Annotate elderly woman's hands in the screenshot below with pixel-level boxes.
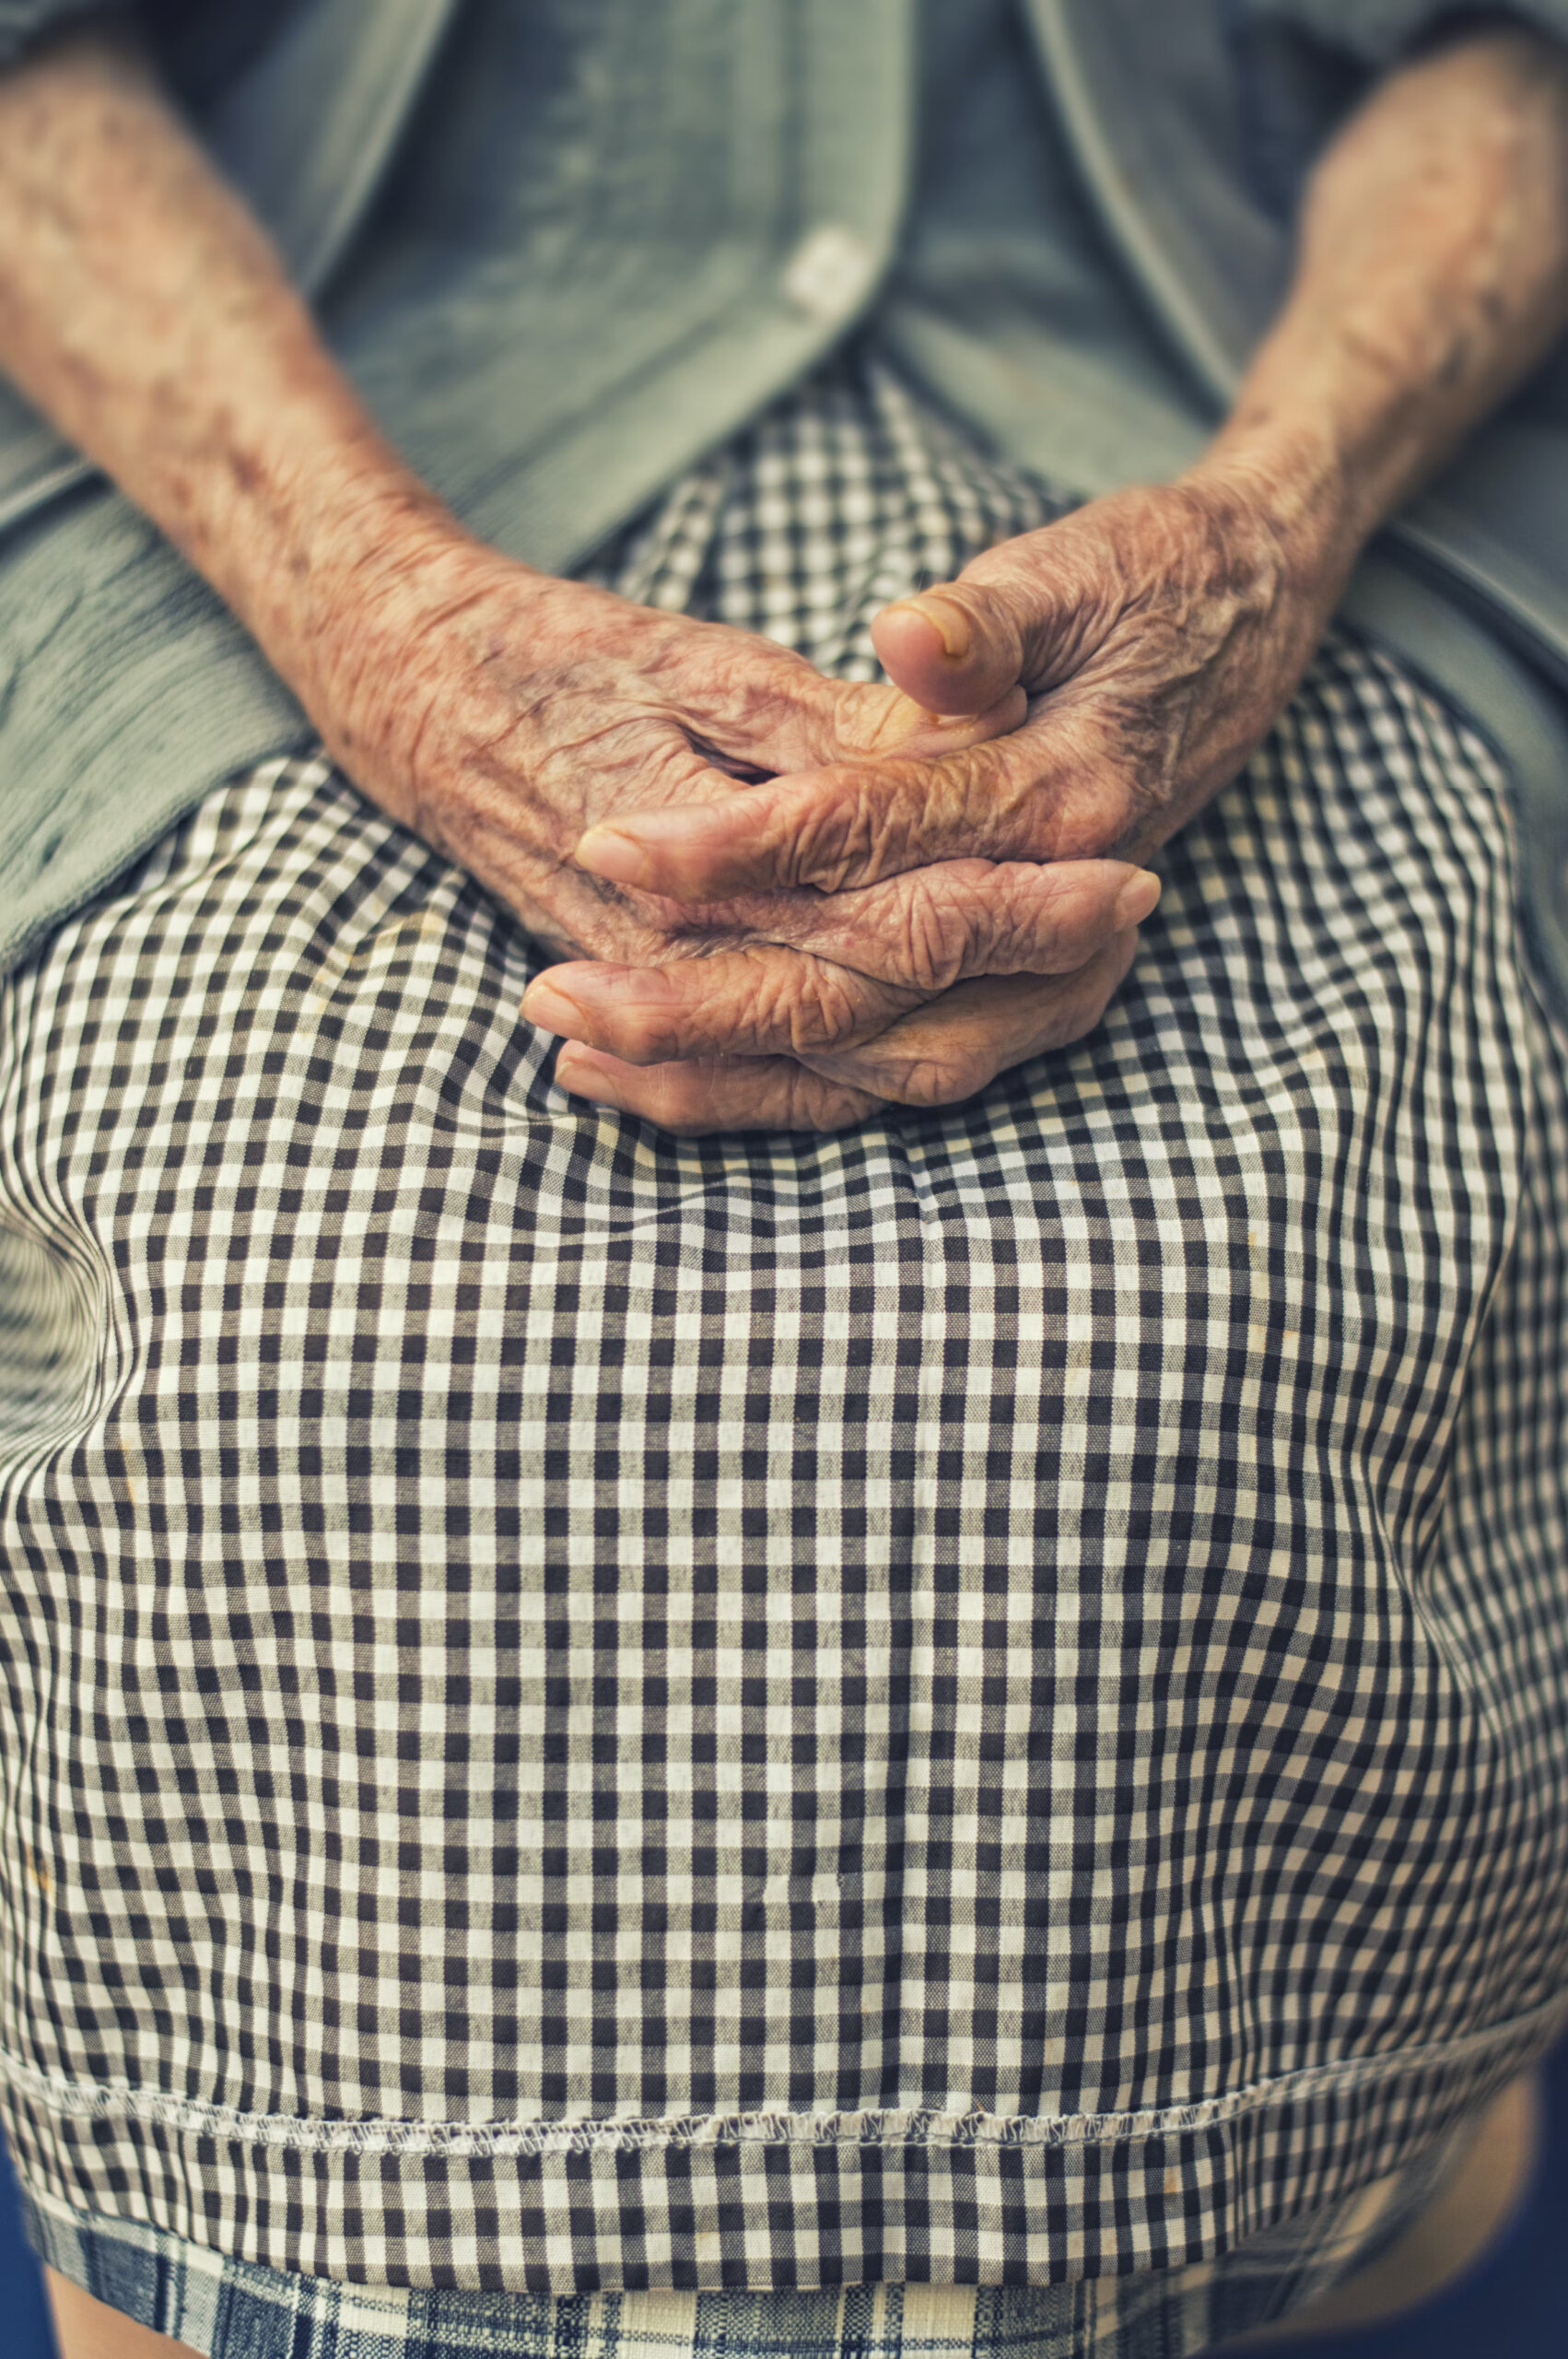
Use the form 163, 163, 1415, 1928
535, 14, 1568, 1138
312, 527, 1158, 1130
9, 23, 1568, 1140
534, 459, 1342, 1126
568, 469, 1314, 902
0, 24, 1148, 1141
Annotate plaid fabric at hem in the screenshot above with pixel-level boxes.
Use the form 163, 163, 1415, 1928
16, 2118, 1474, 2359
3, 347, 1568, 2305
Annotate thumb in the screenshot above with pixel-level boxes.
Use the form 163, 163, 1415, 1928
872, 530, 1093, 714
689, 637, 1025, 778
871, 578, 1032, 716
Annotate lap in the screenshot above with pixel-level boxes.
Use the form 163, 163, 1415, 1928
2, 351, 1566, 2316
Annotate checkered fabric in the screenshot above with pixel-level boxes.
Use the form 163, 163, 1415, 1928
12, 2120, 1473, 2358
1, 350, 1567, 2331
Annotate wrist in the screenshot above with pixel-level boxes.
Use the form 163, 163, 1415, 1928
272, 502, 568, 831
188, 435, 451, 681
268, 498, 486, 807
1182, 414, 1371, 631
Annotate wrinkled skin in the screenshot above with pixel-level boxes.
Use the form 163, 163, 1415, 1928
8, 23, 1568, 1148
537, 465, 1344, 1130
313, 534, 1161, 1133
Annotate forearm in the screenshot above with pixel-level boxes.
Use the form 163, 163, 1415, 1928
0, 18, 464, 714
1198, 24, 1568, 591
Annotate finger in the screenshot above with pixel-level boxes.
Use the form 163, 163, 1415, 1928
797, 930, 1139, 1108
572, 718, 1130, 903
527, 859, 1156, 1058
555, 1043, 882, 1136
524, 947, 922, 1064
869, 534, 1094, 715
721, 857, 1159, 994
870, 592, 1027, 720
674, 625, 1027, 778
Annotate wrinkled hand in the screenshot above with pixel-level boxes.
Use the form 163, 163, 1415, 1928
313, 530, 1153, 1131
547, 465, 1340, 1125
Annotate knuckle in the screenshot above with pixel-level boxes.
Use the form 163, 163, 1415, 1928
842, 1042, 984, 1109
747, 965, 802, 1050
930, 742, 1038, 861
1097, 758, 1153, 841
742, 799, 822, 890
889, 1050, 987, 1108
736, 957, 838, 1054
800, 738, 1028, 891
1012, 864, 1125, 971
1040, 780, 1139, 860
784, 1067, 879, 1133
780, 963, 874, 1053
893, 868, 993, 992
829, 680, 916, 757
989, 872, 1063, 971
954, 736, 1023, 813
790, 779, 907, 892
614, 1012, 685, 1065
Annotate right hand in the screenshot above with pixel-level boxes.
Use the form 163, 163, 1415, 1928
303, 530, 1159, 1127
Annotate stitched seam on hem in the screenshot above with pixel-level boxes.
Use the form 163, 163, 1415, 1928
2, 1993, 1562, 2158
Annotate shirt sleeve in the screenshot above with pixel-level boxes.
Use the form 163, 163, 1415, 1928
1232, 1, 1568, 66
0, 2, 131, 72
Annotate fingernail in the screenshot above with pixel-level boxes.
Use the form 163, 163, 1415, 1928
930, 709, 981, 729
556, 1050, 624, 1108
886, 593, 971, 660
527, 967, 679, 1031
574, 827, 654, 888
521, 978, 587, 1035
1115, 869, 1163, 929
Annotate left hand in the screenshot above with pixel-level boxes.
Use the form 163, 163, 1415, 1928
539, 463, 1343, 1126
545, 928, 1144, 1133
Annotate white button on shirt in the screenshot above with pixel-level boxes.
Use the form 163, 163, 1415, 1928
781, 223, 878, 320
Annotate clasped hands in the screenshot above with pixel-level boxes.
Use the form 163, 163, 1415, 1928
335, 465, 1332, 1135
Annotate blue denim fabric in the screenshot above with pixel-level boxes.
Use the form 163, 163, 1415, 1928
0, 2135, 54, 2358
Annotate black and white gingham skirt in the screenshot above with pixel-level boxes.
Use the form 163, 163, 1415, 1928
2, 350, 1567, 2356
